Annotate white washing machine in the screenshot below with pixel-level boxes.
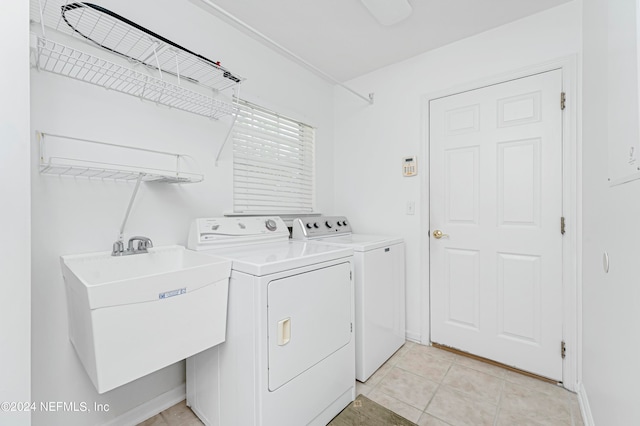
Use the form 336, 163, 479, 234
292, 216, 405, 382
186, 216, 355, 426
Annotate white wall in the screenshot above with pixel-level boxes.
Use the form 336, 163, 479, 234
581, 0, 640, 424
29, 0, 335, 424
0, 2, 31, 426
333, 2, 581, 342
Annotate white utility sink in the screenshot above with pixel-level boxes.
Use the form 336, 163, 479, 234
61, 245, 231, 394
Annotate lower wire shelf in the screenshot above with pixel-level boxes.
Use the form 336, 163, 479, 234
39, 160, 203, 183
38, 132, 204, 184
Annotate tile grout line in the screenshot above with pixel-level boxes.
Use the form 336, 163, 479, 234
492, 376, 507, 426
434, 344, 558, 385
438, 350, 510, 426
415, 346, 507, 425
371, 343, 452, 423
364, 342, 416, 414
418, 351, 457, 425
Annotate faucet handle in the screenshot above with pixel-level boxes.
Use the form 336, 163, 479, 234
111, 241, 124, 256
137, 240, 152, 250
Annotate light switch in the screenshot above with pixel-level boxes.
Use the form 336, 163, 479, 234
406, 201, 415, 215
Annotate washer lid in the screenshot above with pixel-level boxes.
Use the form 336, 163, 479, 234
315, 234, 404, 252
197, 241, 353, 276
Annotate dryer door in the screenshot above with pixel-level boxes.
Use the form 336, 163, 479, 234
267, 262, 352, 391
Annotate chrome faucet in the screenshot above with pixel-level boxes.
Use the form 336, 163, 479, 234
128, 236, 153, 252
111, 236, 153, 256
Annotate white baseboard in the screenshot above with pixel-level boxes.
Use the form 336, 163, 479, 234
103, 384, 186, 426
405, 331, 421, 343
577, 382, 595, 426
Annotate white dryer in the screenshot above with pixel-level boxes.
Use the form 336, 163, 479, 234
292, 216, 405, 382
186, 217, 355, 426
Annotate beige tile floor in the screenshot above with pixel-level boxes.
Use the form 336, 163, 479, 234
139, 342, 584, 426
359, 342, 583, 426
138, 400, 202, 426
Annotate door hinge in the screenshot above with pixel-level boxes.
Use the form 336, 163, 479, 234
560, 92, 566, 110
350, 323, 353, 333
350, 271, 353, 280
561, 216, 566, 235
561, 341, 566, 359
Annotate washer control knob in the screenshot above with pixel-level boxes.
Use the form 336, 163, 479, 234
336, 222, 342, 226
313, 223, 319, 229
265, 219, 278, 231
325, 221, 333, 228
306, 223, 313, 229
342, 221, 348, 227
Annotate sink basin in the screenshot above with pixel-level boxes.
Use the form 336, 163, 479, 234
62, 245, 231, 309
61, 245, 231, 393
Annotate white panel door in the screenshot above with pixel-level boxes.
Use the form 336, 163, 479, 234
430, 70, 563, 380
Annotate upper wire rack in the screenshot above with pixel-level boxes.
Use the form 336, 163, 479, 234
35, 37, 237, 120
32, 0, 244, 93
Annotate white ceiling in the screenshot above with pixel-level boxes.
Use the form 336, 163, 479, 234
196, 0, 573, 82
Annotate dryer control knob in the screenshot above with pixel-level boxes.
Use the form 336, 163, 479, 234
313, 223, 319, 229
265, 219, 278, 231
325, 221, 333, 228
306, 223, 313, 229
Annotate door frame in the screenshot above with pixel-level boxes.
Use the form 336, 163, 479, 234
418, 56, 580, 391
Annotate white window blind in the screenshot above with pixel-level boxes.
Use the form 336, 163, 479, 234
232, 99, 315, 214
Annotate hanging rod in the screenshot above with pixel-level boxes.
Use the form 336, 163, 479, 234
198, 0, 374, 105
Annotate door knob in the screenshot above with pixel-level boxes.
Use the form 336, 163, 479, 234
432, 230, 449, 239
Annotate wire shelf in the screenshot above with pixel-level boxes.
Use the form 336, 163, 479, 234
30, 0, 243, 120
40, 160, 203, 183
38, 132, 204, 183
31, 0, 244, 92
34, 37, 237, 120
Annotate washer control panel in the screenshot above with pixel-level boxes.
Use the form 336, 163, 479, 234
292, 216, 352, 239
188, 216, 288, 250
